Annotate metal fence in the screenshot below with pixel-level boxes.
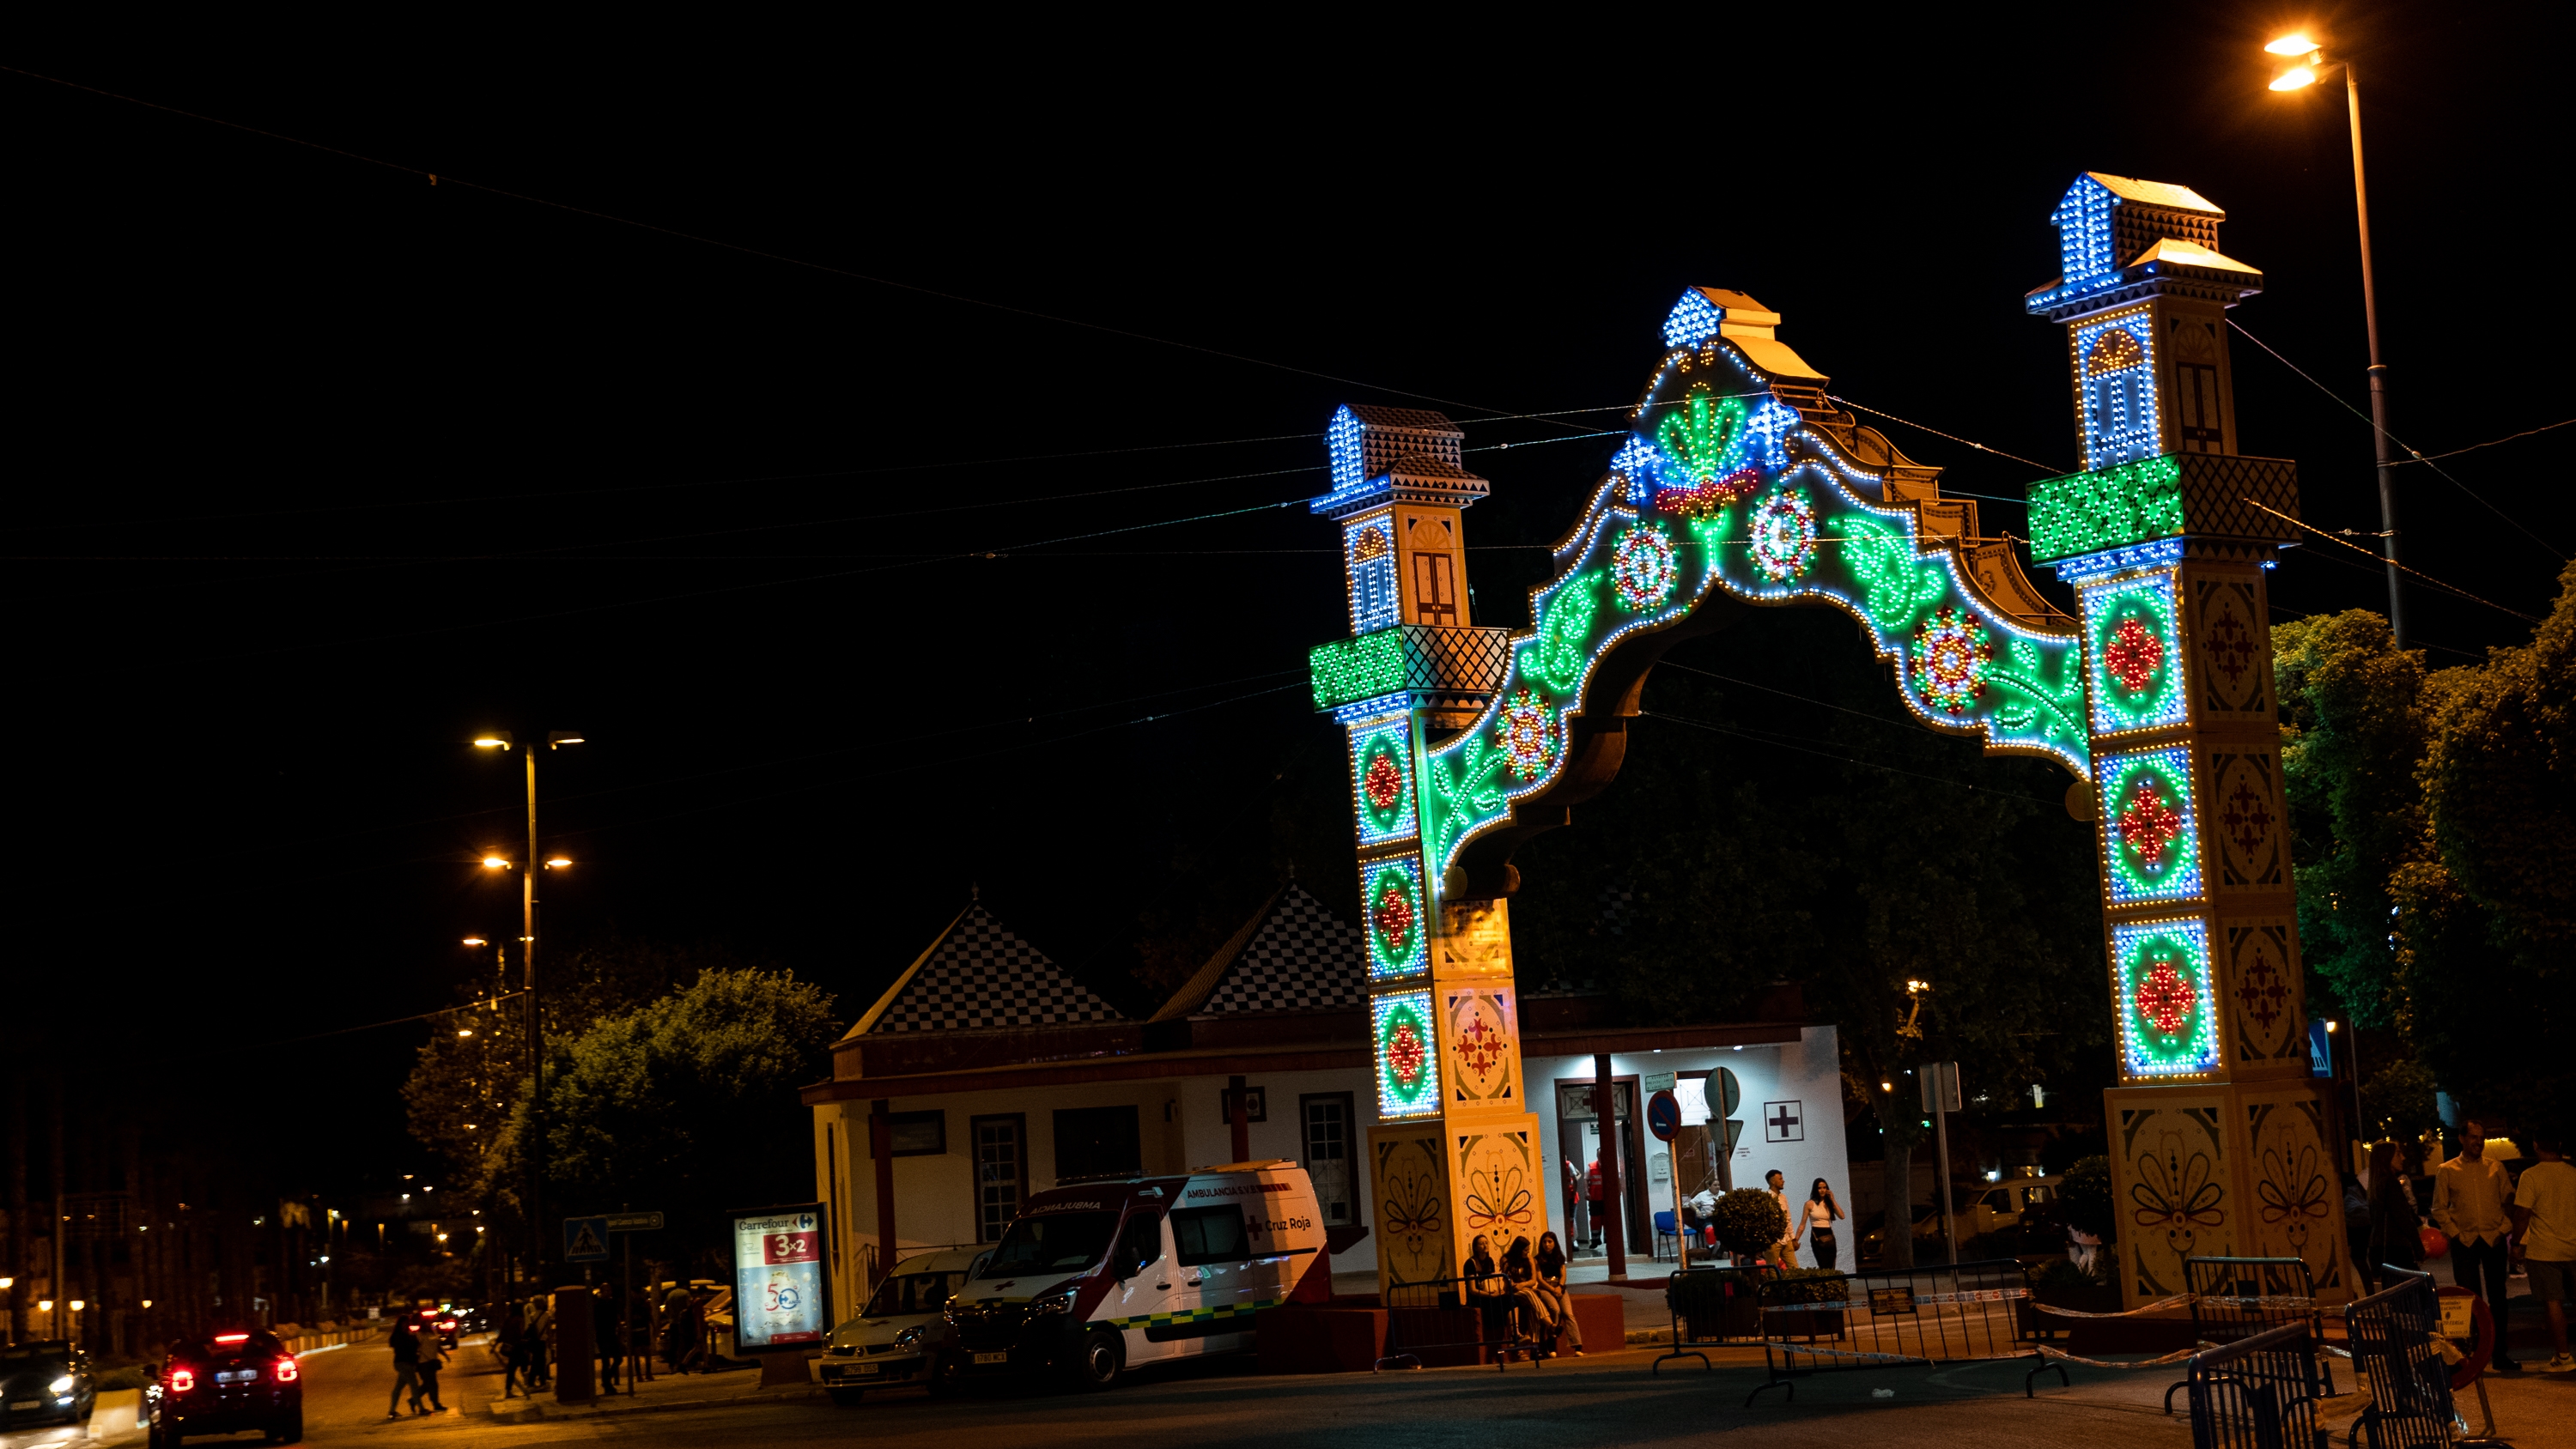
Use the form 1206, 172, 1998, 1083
2184, 1321, 2329, 1449
2346, 1269, 2479, 1449
1377, 1271, 1558, 1372
1651, 1258, 2056, 1405
2163, 1257, 2334, 1410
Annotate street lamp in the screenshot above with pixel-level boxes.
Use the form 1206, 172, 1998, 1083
2266, 30, 2406, 645
470, 728, 585, 1287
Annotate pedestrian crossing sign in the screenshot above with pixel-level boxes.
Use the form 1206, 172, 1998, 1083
564, 1215, 611, 1262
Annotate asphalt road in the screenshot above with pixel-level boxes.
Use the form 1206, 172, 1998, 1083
11, 1334, 2569, 1449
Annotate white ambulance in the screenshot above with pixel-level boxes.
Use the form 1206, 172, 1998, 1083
923, 1159, 1328, 1390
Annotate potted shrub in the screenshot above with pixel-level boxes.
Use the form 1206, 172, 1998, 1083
1759, 1267, 1850, 1340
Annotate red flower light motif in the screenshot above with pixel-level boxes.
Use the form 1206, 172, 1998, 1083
2105, 615, 2164, 694
2120, 779, 2183, 870
2135, 959, 2194, 1036
1362, 751, 1404, 812
1372, 880, 1415, 956
1458, 1014, 1505, 1078
1653, 468, 1759, 521
1388, 1020, 1428, 1088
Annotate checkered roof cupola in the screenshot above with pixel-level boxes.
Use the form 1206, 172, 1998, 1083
867, 905, 1123, 1034
1200, 883, 1366, 1015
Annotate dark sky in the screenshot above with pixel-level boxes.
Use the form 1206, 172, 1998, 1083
9, 4, 2568, 1192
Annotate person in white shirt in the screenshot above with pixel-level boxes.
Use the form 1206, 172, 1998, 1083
1765, 1170, 1795, 1270
2433, 1122, 2519, 1372
2507, 1129, 2574, 1373
1801, 1178, 1848, 1270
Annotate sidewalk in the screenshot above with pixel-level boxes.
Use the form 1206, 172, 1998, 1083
471, 1337, 817, 1424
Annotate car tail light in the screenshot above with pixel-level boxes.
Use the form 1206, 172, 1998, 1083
171, 1368, 196, 1392
215, 1333, 250, 1344
275, 1358, 299, 1384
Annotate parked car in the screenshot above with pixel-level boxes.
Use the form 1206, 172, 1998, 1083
921, 1158, 1327, 1391
1960, 1176, 2063, 1239
147, 1326, 301, 1446
811, 1246, 991, 1404
0, 1339, 95, 1429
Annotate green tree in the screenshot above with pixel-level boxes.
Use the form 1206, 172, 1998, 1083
2274, 610, 2428, 1026
531, 965, 840, 1258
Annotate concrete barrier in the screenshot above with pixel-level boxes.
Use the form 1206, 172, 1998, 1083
88, 1389, 149, 1445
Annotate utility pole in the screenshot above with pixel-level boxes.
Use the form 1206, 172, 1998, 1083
524, 743, 543, 1291
2345, 64, 2403, 646
1923, 1062, 1960, 1267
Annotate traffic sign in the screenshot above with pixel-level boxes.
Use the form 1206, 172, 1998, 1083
1645, 1089, 1681, 1143
605, 1211, 665, 1233
564, 1215, 611, 1263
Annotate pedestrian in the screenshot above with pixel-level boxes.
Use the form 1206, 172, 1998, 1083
1563, 1157, 1587, 1251
1533, 1231, 1584, 1355
2433, 1120, 2520, 1371
413, 1326, 449, 1414
2506, 1129, 2574, 1373
1765, 1170, 1796, 1270
498, 1303, 530, 1398
384, 1317, 422, 1420
661, 1282, 697, 1373
2341, 1172, 2372, 1287
526, 1296, 555, 1389
1585, 1155, 1606, 1248
2364, 1139, 2422, 1293
1462, 1234, 1510, 1344
593, 1282, 625, 1391
1802, 1178, 1847, 1270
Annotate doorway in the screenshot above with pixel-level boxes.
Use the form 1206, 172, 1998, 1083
1554, 1078, 1646, 1255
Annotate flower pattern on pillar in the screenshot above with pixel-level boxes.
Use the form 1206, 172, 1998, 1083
2113, 918, 2219, 1079
2099, 747, 2203, 903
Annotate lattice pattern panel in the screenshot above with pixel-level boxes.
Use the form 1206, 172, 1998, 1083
868, 906, 1123, 1033
1200, 883, 1367, 1015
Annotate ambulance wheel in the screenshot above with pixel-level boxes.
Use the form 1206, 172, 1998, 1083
827, 1388, 866, 1407
1070, 1327, 1123, 1390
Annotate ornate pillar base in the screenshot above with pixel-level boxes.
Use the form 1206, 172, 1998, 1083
2105, 1077, 2352, 1305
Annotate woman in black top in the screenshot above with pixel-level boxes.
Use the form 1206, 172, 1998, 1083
1529, 1234, 1584, 1354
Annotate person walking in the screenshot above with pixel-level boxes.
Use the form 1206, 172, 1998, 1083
1585, 1155, 1607, 1250
1765, 1170, 1796, 1270
412, 1326, 449, 1414
2364, 1139, 2422, 1294
498, 1303, 530, 1398
593, 1282, 625, 1392
2506, 1129, 2574, 1373
384, 1317, 422, 1420
2433, 1120, 2520, 1371
661, 1282, 699, 1373
526, 1295, 555, 1390
1533, 1231, 1584, 1355
1802, 1178, 1847, 1270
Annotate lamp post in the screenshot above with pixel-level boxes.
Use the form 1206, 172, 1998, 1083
2267, 32, 2405, 646
471, 730, 583, 1287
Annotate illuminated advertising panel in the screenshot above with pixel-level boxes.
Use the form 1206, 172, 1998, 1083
729, 1202, 829, 1351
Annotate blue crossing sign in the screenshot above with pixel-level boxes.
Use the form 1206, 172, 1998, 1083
563, 1215, 611, 1263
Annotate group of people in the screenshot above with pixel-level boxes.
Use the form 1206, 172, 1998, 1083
384, 1277, 731, 1416
1461, 1231, 1584, 1355
1675, 1171, 1846, 1269
2351, 1123, 2574, 1375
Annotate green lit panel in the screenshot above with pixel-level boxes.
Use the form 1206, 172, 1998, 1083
2027, 455, 2184, 564
1309, 629, 1405, 710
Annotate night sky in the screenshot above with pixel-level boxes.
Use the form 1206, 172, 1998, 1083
9, 5, 2567, 1194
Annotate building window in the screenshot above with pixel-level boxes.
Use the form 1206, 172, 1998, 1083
1053, 1105, 1141, 1183
1300, 1093, 1356, 1226
869, 1110, 946, 1158
972, 1114, 1025, 1244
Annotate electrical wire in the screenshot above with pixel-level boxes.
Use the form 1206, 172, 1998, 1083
2391, 417, 2576, 465
1826, 397, 2064, 476
2227, 320, 2566, 561
1654, 660, 1932, 736
254, 990, 527, 1046
2239, 498, 2540, 622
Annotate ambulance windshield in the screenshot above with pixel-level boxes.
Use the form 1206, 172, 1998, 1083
983, 1210, 1121, 1275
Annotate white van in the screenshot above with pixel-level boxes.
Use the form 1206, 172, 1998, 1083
922, 1159, 1327, 1391
808, 1246, 990, 1404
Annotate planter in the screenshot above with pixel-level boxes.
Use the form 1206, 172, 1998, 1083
1761, 1308, 1845, 1340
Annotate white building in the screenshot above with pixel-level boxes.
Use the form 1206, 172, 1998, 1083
805, 884, 1834, 1324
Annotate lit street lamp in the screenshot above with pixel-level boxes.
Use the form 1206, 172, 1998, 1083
2267, 31, 2406, 645
471, 729, 584, 1285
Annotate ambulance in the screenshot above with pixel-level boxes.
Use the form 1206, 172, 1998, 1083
923, 1159, 1328, 1390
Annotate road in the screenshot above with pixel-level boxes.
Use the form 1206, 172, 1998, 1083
11, 1334, 2571, 1449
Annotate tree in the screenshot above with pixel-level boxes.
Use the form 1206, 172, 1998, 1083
532, 965, 840, 1264
2274, 610, 2427, 1027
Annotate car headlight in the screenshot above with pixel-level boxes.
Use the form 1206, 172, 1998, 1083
1026, 1287, 1078, 1317
50, 1375, 76, 1395
894, 1325, 924, 1347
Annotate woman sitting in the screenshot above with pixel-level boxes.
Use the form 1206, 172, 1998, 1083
1462, 1234, 1513, 1345
1531, 1232, 1584, 1355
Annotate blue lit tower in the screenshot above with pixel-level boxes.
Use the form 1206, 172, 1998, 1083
1307, 405, 1542, 1302
2025, 174, 2341, 1303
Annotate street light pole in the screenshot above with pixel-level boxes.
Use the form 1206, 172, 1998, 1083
2272, 34, 2404, 646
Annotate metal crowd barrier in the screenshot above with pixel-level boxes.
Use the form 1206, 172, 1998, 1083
1376, 1271, 1553, 1373
2346, 1268, 2491, 1449
2184, 1321, 2329, 1449
1651, 1258, 2056, 1405
2163, 1257, 2335, 1410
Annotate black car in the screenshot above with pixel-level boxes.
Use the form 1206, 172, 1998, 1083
148, 1328, 301, 1446
0, 1339, 96, 1428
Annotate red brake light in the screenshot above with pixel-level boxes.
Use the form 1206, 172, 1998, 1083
170, 1368, 196, 1392
215, 1333, 250, 1344
274, 1358, 299, 1384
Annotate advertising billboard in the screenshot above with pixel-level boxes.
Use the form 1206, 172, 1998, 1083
729, 1203, 829, 1351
